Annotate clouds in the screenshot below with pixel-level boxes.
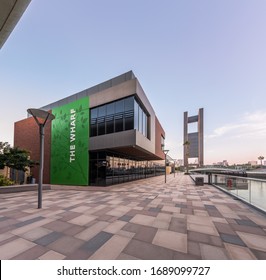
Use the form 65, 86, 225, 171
204, 110, 266, 164
207, 111, 266, 140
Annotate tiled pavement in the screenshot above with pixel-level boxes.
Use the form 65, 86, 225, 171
0, 173, 266, 260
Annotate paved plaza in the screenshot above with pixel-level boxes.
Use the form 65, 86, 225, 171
0, 174, 266, 260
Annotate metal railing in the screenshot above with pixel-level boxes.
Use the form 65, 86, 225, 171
211, 173, 266, 212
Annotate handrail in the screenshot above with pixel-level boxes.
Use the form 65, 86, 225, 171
211, 173, 266, 183
210, 173, 266, 213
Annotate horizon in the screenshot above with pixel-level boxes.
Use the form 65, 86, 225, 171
1, 0, 266, 165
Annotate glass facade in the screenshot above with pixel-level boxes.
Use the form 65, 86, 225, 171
89, 151, 165, 186
88, 95, 162, 186
90, 96, 149, 138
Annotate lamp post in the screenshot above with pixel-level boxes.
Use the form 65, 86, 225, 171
163, 149, 169, 183
27, 108, 55, 209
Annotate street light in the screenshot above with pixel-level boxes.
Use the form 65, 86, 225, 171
27, 108, 55, 209
163, 149, 169, 183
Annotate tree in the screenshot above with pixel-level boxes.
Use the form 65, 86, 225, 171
0, 142, 37, 183
258, 156, 264, 167
4, 147, 36, 171
0, 142, 10, 169
0, 142, 11, 153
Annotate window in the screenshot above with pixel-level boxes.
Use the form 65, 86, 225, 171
97, 105, 106, 135
138, 105, 143, 134
161, 135, 165, 150
125, 96, 134, 130
90, 108, 97, 137
115, 99, 124, 132
90, 96, 149, 138
134, 101, 139, 130
106, 103, 114, 134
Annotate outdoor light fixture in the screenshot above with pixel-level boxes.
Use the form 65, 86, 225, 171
163, 149, 169, 183
27, 108, 55, 209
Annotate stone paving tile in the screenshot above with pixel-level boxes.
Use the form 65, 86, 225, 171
133, 225, 158, 243
188, 231, 223, 247
11, 244, 49, 260
0, 174, 266, 259
118, 215, 133, 222
236, 231, 266, 251
123, 239, 175, 260
200, 243, 229, 260
152, 229, 187, 253
187, 241, 201, 258
220, 233, 246, 246
47, 235, 84, 255
230, 223, 266, 235
250, 249, 266, 260
10, 218, 55, 235
15, 216, 45, 227
63, 224, 85, 236
224, 243, 256, 260
75, 221, 109, 241
117, 253, 140, 260
38, 250, 65, 260
213, 221, 236, 235
68, 214, 97, 226
0, 238, 36, 259
20, 227, 53, 241
169, 217, 187, 233
89, 235, 131, 260
104, 220, 127, 234
129, 214, 156, 227
43, 220, 73, 232
64, 249, 93, 260
81, 231, 113, 253
34, 232, 63, 246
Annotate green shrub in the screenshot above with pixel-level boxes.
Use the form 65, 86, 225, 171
0, 175, 14, 186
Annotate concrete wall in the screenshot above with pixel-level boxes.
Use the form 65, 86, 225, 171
155, 116, 165, 160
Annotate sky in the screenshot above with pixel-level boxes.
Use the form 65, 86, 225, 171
1, 0, 266, 165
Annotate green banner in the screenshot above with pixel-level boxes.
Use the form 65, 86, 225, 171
51, 97, 89, 185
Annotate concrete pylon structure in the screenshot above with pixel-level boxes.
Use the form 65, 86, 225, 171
184, 108, 204, 167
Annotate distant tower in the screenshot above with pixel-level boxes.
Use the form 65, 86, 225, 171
184, 108, 204, 167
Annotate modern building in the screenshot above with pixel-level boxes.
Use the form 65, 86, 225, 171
14, 71, 166, 186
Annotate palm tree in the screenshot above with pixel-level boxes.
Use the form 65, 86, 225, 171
258, 156, 264, 167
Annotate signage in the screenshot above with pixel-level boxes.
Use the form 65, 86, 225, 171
51, 97, 89, 185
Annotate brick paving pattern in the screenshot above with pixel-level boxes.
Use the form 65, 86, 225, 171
0, 174, 266, 260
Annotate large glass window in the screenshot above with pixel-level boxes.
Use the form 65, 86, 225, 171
106, 103, 115, 134
90, 96, 149, 138
138, 105, 143, 134
134, 101, 139, 130
115, 99, 124, 132
90, 152, 165, 186
125, 96, 134, 130
90, 108, 97, 137
97, 105, 106, 135
161, 135, 165, 150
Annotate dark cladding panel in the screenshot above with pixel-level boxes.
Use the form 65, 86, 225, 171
188, 116, 198, 123
188, 132, 198, 158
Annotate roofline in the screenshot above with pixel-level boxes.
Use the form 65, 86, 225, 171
40, 71, 135, 111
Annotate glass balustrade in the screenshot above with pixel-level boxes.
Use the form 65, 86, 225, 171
211, 174, 266, 212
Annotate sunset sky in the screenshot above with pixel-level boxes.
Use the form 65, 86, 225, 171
1, 0, 266, 164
